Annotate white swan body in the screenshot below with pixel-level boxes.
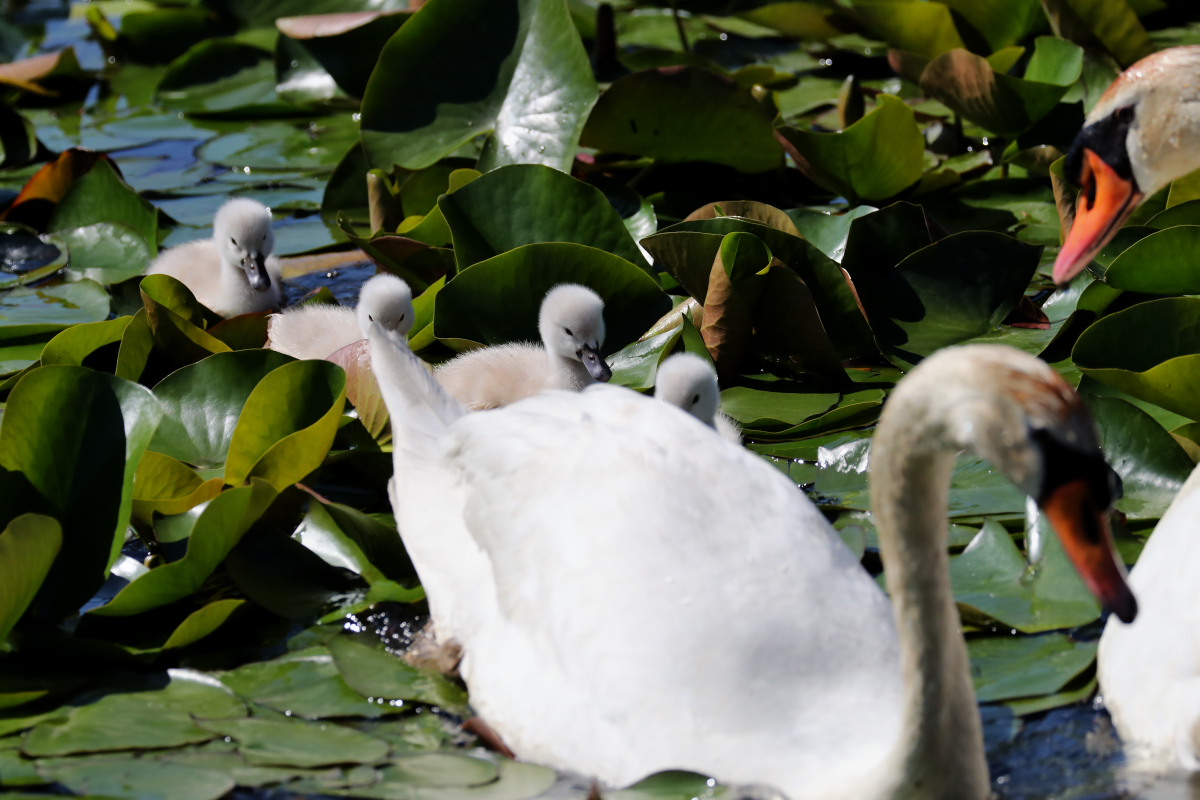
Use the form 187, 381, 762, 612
1099, 464, 1200, 770
1054, 46, 1200, 285
147, 197, 282, 317
266, 273, 413, 360
434, 284, 612, 409
653, 353, 741, 443
370, 328, 1135, 799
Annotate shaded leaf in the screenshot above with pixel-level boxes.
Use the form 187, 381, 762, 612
0, 515, 61, 648
969, 633, 1097, 703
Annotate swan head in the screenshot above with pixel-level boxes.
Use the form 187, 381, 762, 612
883, 345, 1136, 623
655, 353, 720, 428
214, 198, 276, 293
356, 273, 414, 339
1054, 45, 1200, 286
538, 283, 611, 382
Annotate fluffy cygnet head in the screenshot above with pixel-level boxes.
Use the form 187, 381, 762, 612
214, 198, 276, 293
538, 283, 611, 382
655, 353, 720, 427
356, 273, 415, 338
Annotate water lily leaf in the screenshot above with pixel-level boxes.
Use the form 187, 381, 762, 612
969, 633, 1097, 703
384, 752, 498, 787
850, 230, 1040, 366
327, 340, 388, 438
224, 359, 347, 490
0, 48, 86, 95
341, 758, 555, 800
0, 225, 65, 282
0, 341, 44, 376
89, 480, 276, 616
39, 317, 130, 368
157, 40, 295, 116
0, 366, 162, 620
777, 94, 924, 203
721, 387, 839, 432
939, 0, 1044, 51
218, 647, 407, 719
787, 205, 877, 263
581, 66, 781, 174
700, 232, 771, 376
918, 38, 1083, 138
643, 217, 875, 358
221, 0, 409, 28
40, 757, 234, 800
197, 717, 388, 768
161, 599, 246, 650
276, 12, 411, 99
22, 670, 246, 757
48, 221, 153, 285
0, 739, 43, 785
45, 158, 157, 248
609, 770, 723, 800
360, 0, 597, 173
115, 7, 232, 65
438, 163, 651, 273
1074, 297, 1200, 421
433, 242, 671, 352
297, 501, 417, 588
132, 451, 224, 521
736, 2, 848, 40
1088, 395, 1193, 520
848, 0, 964, 59
608, 325, 681, 390
950, 520, 1101, 633
148, 349, 293, 469
0, 515, 61, 648
198, 116, 360, 171
1098, 225, 1200, 294
1041, 0, 1153, 68
328, 634, 468, 712
0, 280, 110, 342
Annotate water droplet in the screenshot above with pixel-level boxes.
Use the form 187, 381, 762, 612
284, 709, 293, 716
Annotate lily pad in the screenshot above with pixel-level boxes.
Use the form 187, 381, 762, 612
275, 11, 412, 99
328, 634, 468, 712
45, 157, 158, 248
950, 520, 1101, 633
0, 515, 61, 648
969, 633, 1097, 704
438, 164, 652, 273
581, 66, 782, 174
197, 717, 388, 768
0, 280, 111, 342
0, 366, 162, 620
40, 756, 235, 800
360, 0, 597, 172
777, 94, 925, 202
1073, 297, 1200, 421
1098, 225, 1200, 294
1088, 395, 1193, 520
433, 242, 670, 351
849, 0, 964, 58
22, 670, 246, 757
157, 40, 296, 116
49, 221, 154, 285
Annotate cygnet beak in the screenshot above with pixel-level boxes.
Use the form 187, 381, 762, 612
579, 344, 612, 382
244, 252, 272, 292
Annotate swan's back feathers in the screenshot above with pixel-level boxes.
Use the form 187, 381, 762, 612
434, 343, 550, 409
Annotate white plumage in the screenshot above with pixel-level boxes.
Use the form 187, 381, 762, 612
266, 273, 413, 360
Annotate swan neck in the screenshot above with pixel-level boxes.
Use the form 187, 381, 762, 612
871, 422, 989, 798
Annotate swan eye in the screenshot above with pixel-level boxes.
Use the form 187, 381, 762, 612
563, 326, 573, 337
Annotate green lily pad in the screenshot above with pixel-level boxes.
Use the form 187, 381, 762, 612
224, 359, 347, 490
197, 717, 388, 768
950, 520, 1101, 633
112, 7, 232, 65
940, 0, 1044, 52
46, 157, 158, 248
157, 40, 296, 116
969, 633, 1097, 703
132, 451, 224, 520
161, 599, 247, 650
148, 349, 293, 469
1040, 0, 1152, 68
849, 230, 1040, 366
198, 116, 360, 171
22, 670, 247, 757
1088, 395, 1193, 520
40, 756, 235, 800
433, 242, 671, 351
217, 647, 407, 719
39, 317, 131, 368
88, 480, 276, 616
849, 0, 964, 59
1098, 225, 1200, 294
0, 366, 162, 620
0, 280, 110, 342
328, 634, 468, 713
438, 164, 652, 272
0, 515, 61, 648
1073, 297, 1200, 421
580, 66, 782, 174
384, 752, 498, 787
360, 0, 597, 172
777, 94, 924, 202
0, 340, 45, 377
276, 11, 412, 100
918, 38, 1082, 138
296, 501, 417, 588
52, 220, 152, 286
721, 387, 839, 431
608, 770, 725, 800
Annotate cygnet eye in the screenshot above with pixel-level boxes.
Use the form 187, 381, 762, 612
691, 394, 701, 405
368, 313, 375, 322
563, 326, 573, 337
230, 237, 238, 247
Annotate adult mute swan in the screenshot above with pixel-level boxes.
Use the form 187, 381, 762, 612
369, 325, 1136, 800
434, 283, 612, 409
1054, 45, 1200, 286
147, 197, 282, 317
266, 273, 413, 360
653, 352, 741, 443
1098, 464, 1200, 771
